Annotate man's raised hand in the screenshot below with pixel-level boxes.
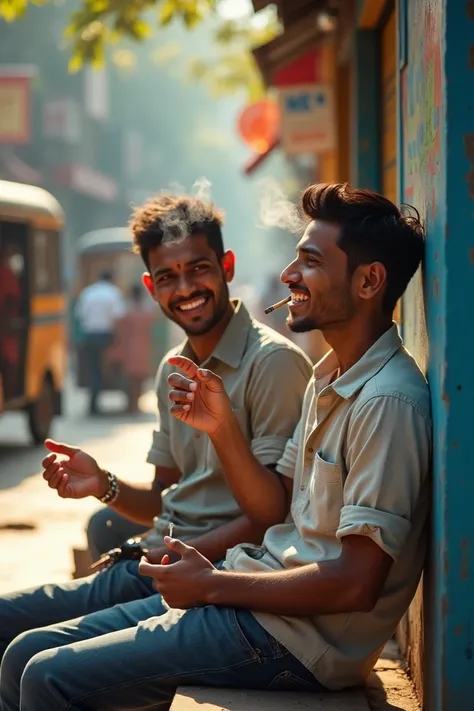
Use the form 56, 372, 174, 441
167, 355, 233, 435
41, 440, 107, 499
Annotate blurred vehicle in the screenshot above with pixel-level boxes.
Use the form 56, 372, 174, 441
0, 179, 65, 444
74, 228, 169, 393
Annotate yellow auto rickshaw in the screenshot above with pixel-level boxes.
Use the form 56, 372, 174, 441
0, 179, 66, 444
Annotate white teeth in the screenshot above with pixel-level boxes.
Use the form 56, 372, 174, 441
291, 293, 309, 302
178, 298, 207, 311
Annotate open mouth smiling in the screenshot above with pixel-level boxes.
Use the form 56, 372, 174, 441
175, 296, 210, 315
289, 291, 310, 307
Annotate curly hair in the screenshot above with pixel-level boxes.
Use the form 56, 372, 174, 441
301, 183, 425, 313
129, 194, 225, 270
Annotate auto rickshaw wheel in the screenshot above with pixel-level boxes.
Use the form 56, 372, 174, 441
27, 377, 55, 445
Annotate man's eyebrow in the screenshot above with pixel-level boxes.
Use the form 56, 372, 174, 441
297, 244, 324, 258
152, 256, 212, 278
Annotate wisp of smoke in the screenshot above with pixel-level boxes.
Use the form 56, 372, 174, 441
257, 178, 306, 235
156, 177, 218, 246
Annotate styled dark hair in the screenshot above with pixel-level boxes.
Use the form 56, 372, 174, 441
301, 183, 425, 313
130, 194, 225, 270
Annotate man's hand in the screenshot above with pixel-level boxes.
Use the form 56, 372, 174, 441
167, 356, 233, 435
138, 536, 217, 608
144, 545, 181, 565
41, 440, 108, 499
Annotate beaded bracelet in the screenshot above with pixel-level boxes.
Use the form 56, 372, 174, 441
98, 471, 120, 505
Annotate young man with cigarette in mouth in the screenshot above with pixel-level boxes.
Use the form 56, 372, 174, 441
0, 184, 432, 710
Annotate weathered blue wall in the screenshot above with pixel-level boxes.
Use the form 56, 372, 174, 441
351, 30, 380, 192
401, 0, 474, 708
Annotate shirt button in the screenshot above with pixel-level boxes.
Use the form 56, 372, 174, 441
308, 447, 314, 453
300, 485, 305, 491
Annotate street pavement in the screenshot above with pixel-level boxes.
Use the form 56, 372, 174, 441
0, 381, 157, 595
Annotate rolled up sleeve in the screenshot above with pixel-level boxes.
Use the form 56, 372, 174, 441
247, 348, 312, 469
275, 418, 302, 479
146, 361, 177, 469
336, 395, 431, 560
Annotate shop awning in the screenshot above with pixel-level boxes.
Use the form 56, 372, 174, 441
252, 0, 340, 86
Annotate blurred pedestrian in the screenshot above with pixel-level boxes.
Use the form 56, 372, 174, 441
108, 284, 155, 414
75, 271, 126, 415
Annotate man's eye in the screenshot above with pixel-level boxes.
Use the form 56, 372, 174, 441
193, 264, 207, 272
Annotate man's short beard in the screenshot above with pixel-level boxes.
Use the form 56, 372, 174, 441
287, 316, 318, 334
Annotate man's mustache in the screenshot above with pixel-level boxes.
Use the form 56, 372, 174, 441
288, 283, 310, 296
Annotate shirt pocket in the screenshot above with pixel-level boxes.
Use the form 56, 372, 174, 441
206, 408, 250, 471
308, 451, 343, 533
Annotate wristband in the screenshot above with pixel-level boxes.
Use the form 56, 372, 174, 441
98, 471, 120, 505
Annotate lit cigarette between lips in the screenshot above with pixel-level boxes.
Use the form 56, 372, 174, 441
264, 295, 291, 315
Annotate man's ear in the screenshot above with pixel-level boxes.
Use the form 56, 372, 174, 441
356, 262, 387, 302
221, 250, 235, 283
142, 272, 155, 299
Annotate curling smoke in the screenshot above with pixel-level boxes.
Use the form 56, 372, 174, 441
154, 177, 220, 246
257, 178, 307, 235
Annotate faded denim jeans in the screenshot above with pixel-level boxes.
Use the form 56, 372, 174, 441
0, 561, 325, 711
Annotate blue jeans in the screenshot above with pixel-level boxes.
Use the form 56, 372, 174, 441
0, 562, 325, 710
86, 506, 149, 561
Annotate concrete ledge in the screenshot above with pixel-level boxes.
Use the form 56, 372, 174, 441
170, 686, 370, 711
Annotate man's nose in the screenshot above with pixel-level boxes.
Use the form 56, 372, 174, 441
281, 261, 301, 285
174, 273, 195, 296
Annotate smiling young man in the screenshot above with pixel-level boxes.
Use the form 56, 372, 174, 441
0, 195, 312, 698
0, 184, 432, 711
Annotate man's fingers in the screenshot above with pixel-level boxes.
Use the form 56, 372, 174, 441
164, 536, 194, 558
41, 453, 57, 469
138, 558, 165, 578
167, 373, 197, 391
169, 389, 194, 405
42, 462, 59, 481
45, 439, 79, 458
170, 404, 191, 418
47, 466, 64, 490
168, 356, 199, 378
57, 472, 72, 498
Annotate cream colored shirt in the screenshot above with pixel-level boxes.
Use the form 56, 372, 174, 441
146, 300, 313, 546
225, 324, 432, 690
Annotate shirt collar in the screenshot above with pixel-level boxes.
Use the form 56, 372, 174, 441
313, 322, 403, 399
179, 299, 251, 369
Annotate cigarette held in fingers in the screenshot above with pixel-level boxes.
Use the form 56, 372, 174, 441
168, 522, 174, 539
264, 295, 291, 315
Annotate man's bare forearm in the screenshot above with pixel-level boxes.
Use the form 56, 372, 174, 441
103, 465, 180, 527
184, 515, 268, 564
210, 417, 289, 526
108, 480, 163, 527
206, 561, 368, 616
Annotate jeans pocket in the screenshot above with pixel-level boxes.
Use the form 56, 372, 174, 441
233, 609, 286, 661
269, 670, 319, 691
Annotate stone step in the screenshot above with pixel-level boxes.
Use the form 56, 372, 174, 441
170, 686, 370, 711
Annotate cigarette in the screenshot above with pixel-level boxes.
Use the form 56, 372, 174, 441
168, 522, 174, 539
264, 295, 291, 315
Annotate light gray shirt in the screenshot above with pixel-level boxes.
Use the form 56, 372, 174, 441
225, 324, 432, 689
